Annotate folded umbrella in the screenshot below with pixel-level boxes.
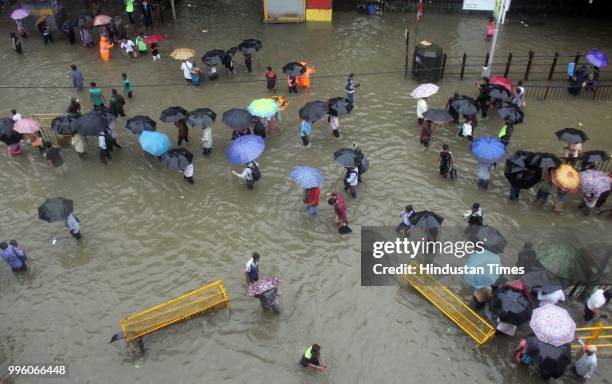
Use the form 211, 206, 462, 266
423, 109, 453, 123
51, 113, 80, 135
238, 38, 262, 54
536, 241, 586, 281
528, 152, 561, 169
410, 83, 439, 99
585, 49, 608, 69
289, 166, 324, 188
222, 108, 252, 129
161, 147, 193, 170
187, 108, 216, 128
299, 101, 328, 121
269, 96, 289, 111
248, 99, 279, 118
170, 48, 195, 60
521, 269, 563, 294
73, 112, 107, 136
555, 128, 588, 144
497, 102, 524, 124
491, 286, 532, 326
38, 197, 73, 223
410, 210, 444, 229
11, 8, 31, 20
93, 15, 112, 26
490, 76, 513, 92
530, 304, 576, 347
551, 164, 580, 193
487, 84, 512, 101
202, 49, 225, 65
580, 169, 611, 196
144, 34, 166, 45
468, 225, 507, 255
139, 131, 171, 156
524, 334, 572, 379
282, 62, 306, 77
450, 95, 478, 116
463, 249, 502, 288
579, 150, 608, 163
333, 148, 360, 167
13, 118, 40, 134
247, 277, 280, 297
226, 134, 265, 165
328, 97, 353, 117
160, 106, 188, 123
125, 115, 157, 134
471, 137, 506, 163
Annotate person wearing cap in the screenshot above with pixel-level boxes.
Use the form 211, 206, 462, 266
300, 344, 327, 371
574, 339, 597, 379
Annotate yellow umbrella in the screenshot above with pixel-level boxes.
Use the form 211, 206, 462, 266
170, 48, 195, 60
268, 95, 289, 111
35, 15, 48, 26
551, 164, 581, 192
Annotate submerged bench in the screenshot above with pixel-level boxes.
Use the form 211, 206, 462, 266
120, 279, 229, 346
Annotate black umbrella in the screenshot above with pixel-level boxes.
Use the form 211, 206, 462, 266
0, 118, 21, 145
202, 49, 225, 65
238, 38, 262, 54
51, 113, 80, 135
282, 61, 306, 77
497, 102, 524, 124
160, 106, 188, 123
73, 112, 107, 136
328, 97, 354, 116
38, 197, 74, 223
226, 46, 238, 56
63, 19, 76, 29
491, 286, 532, 326
555, 128, 588, 144
488, 84, 512, 101
187, 108, 217, 129
521, 269, 564, 294
222, 108, 252, 129
528, 152, 561, 169
77, 14, 92, 27
423, 109, 453, 123
579, 150, 608, 163
299, 101, 328, 121
450, 95, 478, 116
333, 148, 359, 167
161, 148, 193, 170
410, 210, 444, 229
504, 151, 542, 189
524, 334, 572, 380
125, 115, 157, 134
468, 225, 507, 254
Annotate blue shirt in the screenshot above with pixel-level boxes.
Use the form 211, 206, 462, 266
300, 120, 312, 137
2, 245, 26, 269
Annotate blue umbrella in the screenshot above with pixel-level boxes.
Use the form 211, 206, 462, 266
471, 137, 506, 163
289, 167, 323, 188
139, 131, 171, 156
226, 135, 265, 165
464, 249, 502, 288
585, 49, 608, 69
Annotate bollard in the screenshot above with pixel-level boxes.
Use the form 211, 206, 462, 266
404, 30, 410, 78
548, 52, 558, 81
504, 52, 513, 78
440, 53, 447, 79
460, 53, 467, 79
524, 50, 535, 80
484, 52, 490, 67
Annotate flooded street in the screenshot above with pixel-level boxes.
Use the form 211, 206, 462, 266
1, 1, 611, 383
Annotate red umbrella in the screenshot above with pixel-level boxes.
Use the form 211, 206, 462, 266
491, 76, 513, 92
93, 15, 112, 26
144, 34, 166, 44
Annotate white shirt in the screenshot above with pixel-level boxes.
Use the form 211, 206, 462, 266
12, 113, 22, 121
66, 213, 80, 233
401, 210, 414, 225
183, 163, 193, 177
245, 258, 257, 273
537, 290, 565, 306
346, 167, 359, 186
330, 115, 339, 131
416, 99, 428, 119
587, 289, 606, 310
181, 61, 193, 79
201, 126, 212, 148
575, 340, 597, 379
461, 122, 473, 137
121, 40, 135, 53
97, 133, 107, 149
235, 161, 258, 181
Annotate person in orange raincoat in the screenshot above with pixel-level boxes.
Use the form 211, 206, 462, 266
99, 36, 114, 61
297, 62, 315, 88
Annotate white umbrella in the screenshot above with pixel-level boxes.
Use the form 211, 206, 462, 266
410, 83, 439, 99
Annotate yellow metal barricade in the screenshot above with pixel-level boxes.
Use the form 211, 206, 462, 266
573, 322, 612, 350
120, 279, 229, 345
32, 113, 65, 145
404, 263, 495, 346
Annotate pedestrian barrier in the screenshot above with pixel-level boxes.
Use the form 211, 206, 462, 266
403, 262, 496, 346
120, 279, 229, 346
573, 322, 612, 350
32, 113, 63, 145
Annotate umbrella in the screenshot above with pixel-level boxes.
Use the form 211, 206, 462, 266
333, 148, 360, 167
92, 15, 112, 26
328, 97, 354, 116
77, 14, 92, 27
471, 137, 506, 163
423, 109, 453, 123
63, 19, 76, 29
35, 15, 48, 26
226, 46, 238, 56
144, 34, 166, 45
497, 102, 524, 124
10, 9, 31, 20
73, 112, 107, 136
521, 269, 563, 294
202, 49, 225, 65
170, 48, 195, 60
51, 114, 79, 135
490, 76, 513, 92
528, 152, 561, 169
464, 250, 502, 288
38, 198, 73, 223
551, 164, 580, 193
248, 99, 279, 118
524, 335, 572, 379
299, 101, 328, 121
161, 148, 193, 170
410, 210, 444, 229
289, 167, 324, 188
0, 118, 22, 145
579, 150, 608, 163
536, 241, 586, 280
468, 225, 507, 255
0, 118, 15, 135
238, 38, 262, 54
504, 151, 542, 189
555, 128, 588, 144
226, 135, 265, 165
160, 106, 188, 123
125, 115, 157, 134
247, 277, 280, 297
487, 84, 512, 101
410, 83, 439, 99
187, 108, 216, 128
580, 169, 611, 196
450, 95, 478, 116
13, 118, 40, 134
222, 108, 252, 129
282, 62, 306, 77
585, 49, 608, 69
139, 131, 171, 156
269, 96, 289, 111
530, 304, 576, 347
491, 286, 532, 325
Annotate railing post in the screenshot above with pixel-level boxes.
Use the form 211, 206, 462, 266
440, 53, 447, 79
548, 52, 558, 81
460, 53, 467, 80
543, 86, 549, 101
404, 31, 410, 78
504, 52, 512, 78
574, 52, 580, 65
524, 50, 535, 80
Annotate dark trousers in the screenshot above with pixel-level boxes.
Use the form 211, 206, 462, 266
478, 178, 490, 190
332, 129, 340, 138
184, 176, 194, 184
536, 189, 550, 204
144, 14, 153, 27
480, 105, 488, 118
289, 85, 297, 93
245, 60, 252, 72
71, 231, 82, 239
246, 179, 254, 190
127, 11, 134, 23
12, 263, 28, 272
178, 136, 189, 145
395, 222, 412, 235
344, 181, 357, 198
508, 185, 521, 201
202, 147, 212, 156
99, 149, 111, 164
300, 135, 309, 146
43, 34, 53, 44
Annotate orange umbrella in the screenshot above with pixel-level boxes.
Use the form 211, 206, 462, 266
551, 164, 581, 192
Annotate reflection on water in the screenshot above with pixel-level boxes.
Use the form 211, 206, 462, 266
0, 1, 611, 383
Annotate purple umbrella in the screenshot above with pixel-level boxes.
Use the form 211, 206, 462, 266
226, 135, 265, 165
529, 304, 576, 347
11, 8, 31, 20
585, 49, 608, 69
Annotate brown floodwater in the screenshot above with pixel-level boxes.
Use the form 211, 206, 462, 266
0, 1, 611, 383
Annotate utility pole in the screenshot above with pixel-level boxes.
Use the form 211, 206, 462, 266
483, 0, 509, 77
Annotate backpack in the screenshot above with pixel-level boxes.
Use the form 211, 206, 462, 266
249, 163, 261, 181
360, 157, 369, 174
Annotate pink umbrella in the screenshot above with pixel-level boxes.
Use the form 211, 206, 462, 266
93, 15, 112, 26
410, 83, 439, 99
247, 277, 280, 297
13, 118, 40, 134
11, 8, 31, 20
491, 76, 513, 92
529, 304, 576, 347
580, 169, 612, 196
144, 34, 166, 44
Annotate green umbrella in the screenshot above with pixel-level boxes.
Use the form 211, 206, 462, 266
536, 241, 586, 280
